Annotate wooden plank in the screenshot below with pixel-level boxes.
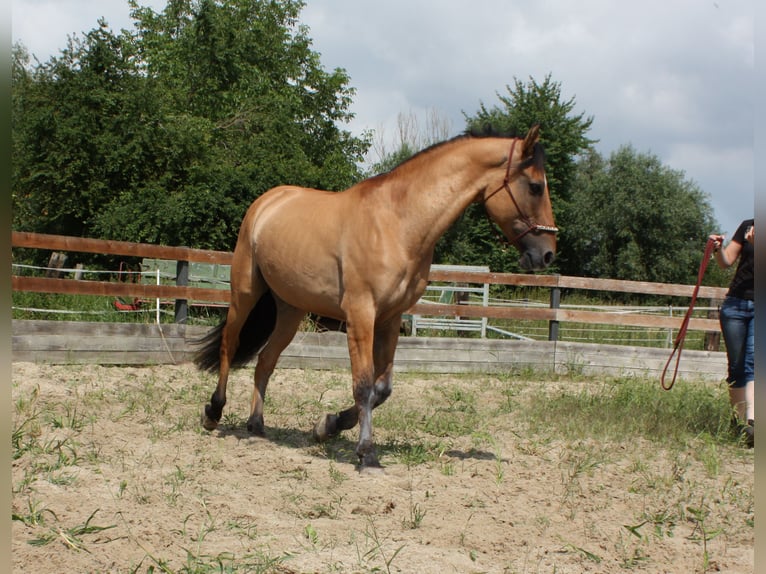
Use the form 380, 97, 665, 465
407, 303, 719, 331
12, 231, 232, 264
426, 269, 727, 299
556, 275, 727, 298
11, 350, 192, 365
11, 320, 727, 381
427, 269, 560, 287
13, 319, 190, 338
13, 333, 188, 353
552, 341, 725, 379
554, 309, 720, 331
408, 302, 556, 321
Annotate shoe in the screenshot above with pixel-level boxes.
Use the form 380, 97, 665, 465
743, 419, 754, 448
731, 417, 754, 448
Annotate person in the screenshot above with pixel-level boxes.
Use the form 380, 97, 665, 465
709, 219, 754, 447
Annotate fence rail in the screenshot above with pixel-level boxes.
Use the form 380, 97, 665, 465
12, 231, 728, 336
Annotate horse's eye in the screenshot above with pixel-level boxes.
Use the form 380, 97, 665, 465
529, 182, 544, 196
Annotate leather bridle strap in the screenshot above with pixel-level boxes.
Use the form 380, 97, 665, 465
483, 139, 559, 248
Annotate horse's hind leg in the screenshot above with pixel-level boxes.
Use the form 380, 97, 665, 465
246, 301, 304, 435
201, 252, 269, 430
202, 293, 260, 430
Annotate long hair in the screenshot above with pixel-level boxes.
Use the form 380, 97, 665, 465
193, 291, 277, 372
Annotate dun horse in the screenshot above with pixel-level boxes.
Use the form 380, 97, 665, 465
194, 125, 557, 470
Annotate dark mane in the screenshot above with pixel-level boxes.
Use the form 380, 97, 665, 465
375, 124, 545, 177
468, 124, 547, 172
466, 124, 519, 138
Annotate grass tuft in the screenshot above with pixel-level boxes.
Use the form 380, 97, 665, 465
522, 377, 733, 446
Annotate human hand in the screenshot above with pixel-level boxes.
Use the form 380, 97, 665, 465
708, 233, 725, 251
745, 225, 754, 244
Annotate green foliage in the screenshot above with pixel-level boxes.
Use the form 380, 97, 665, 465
563, 146, 719, 284
12, 0, 370, 259
14, 8, 723, 289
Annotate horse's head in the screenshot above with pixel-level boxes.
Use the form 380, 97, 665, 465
481, 125, 557, 271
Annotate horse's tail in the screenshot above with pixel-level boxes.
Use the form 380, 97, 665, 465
193, 291, 278, 373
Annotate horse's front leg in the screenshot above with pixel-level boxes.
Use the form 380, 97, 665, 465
313, 308, 381, 469
312, 317, 400, 450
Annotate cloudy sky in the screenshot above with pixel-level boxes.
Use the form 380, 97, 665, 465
12, 0, 755, 236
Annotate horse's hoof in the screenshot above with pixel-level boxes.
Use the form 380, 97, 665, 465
312, 414, 338, 442
201, 407, 219, 431
246, 418, 266, 437
201, 413, 218, 430
357, 446, 383, 471
359, 464, 386, 477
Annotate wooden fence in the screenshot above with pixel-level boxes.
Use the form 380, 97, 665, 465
11, 231, 729, 380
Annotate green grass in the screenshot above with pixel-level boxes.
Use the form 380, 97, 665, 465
12, 291, 224, 325
522, 376, 735, 448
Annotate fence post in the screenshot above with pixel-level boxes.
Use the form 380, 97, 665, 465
46, 252, 67, 278
175, 260, 189, 324
548, 275, 560, 341
704, 298, 722, 351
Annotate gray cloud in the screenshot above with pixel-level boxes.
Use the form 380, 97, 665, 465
13, 0, 755, 235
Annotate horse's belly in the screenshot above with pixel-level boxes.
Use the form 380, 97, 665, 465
256, 247, 343, 317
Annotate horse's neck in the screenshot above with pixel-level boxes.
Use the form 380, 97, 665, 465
392, 140, 505, 249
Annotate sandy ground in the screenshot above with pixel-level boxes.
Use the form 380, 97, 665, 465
11, 362, 754, 573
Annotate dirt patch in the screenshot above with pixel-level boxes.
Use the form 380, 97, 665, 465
12, 363, 753, 573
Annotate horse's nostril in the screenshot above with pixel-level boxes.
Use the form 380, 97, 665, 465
543, 251, 554, 266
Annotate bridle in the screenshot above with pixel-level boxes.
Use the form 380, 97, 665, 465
482, 138, 559, 248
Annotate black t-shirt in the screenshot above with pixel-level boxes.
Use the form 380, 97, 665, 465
727, 219, 754, 300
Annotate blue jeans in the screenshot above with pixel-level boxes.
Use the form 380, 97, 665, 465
719, 296, 754, 387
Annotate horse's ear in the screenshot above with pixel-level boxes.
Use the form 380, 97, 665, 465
522, 124, 541, 157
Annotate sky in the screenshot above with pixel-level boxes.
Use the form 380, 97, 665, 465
11, 0, 756, 237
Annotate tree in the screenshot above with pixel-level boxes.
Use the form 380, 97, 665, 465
366, 109, 453, 175
12, 23, 156, 240
565, 145, 719, 285
12, 0, 369, 256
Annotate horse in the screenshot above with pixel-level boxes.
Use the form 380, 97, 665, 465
194, 124, 557, 471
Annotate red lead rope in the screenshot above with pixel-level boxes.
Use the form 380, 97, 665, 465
660, 237, 717, 390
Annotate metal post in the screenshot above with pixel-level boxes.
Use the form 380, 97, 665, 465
667, 305, 673, 348
548, 283, 560, 341
175, 260, 189, 324
155, 269, 161, 324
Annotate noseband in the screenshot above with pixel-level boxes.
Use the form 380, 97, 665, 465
483, 139, 559, 248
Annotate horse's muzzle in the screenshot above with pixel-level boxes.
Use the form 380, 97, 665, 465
518, 247, 555, 271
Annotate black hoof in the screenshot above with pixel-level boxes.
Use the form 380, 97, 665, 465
358, 456, 383, 473
246, 416, 266, 436
201, 404, 220, 431
356, 440, 381, 469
